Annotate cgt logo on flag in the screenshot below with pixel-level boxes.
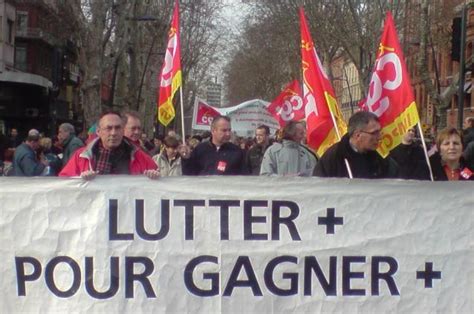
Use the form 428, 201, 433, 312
366, 11, 420, 157
157, 0, 182, 127
267, 80, 304, 127
195, 101, 220, 126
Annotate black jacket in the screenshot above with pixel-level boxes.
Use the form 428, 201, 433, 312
389, 143, 430, 180
182, 141, 247, 175
245, 144, 269, 175
314, 134, 398, 179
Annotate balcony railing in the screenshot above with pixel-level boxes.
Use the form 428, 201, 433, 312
16, 27, 60, 46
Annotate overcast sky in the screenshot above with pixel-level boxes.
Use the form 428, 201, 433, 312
221, 0, 252, 34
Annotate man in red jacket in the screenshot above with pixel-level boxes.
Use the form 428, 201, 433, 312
59, 111, 159, 180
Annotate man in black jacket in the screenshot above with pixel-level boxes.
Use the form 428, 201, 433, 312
388, 128, 429, 180
246, 125, 271, 175
182, 116, 247, 175
314, 111, 398, 178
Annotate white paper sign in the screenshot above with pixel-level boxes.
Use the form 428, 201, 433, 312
0, 176, 472, 313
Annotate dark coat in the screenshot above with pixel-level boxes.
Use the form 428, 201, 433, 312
62, 135, 84, 167
314, 134, 398, 179
245, 143, 269, 175
389, 143, 430, 180
12, 143, 45, 176
182, 141, 247, 175
429, 153, 474, 181
463, 127, 474, 147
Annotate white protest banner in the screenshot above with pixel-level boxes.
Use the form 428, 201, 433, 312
220, 99, 280, 137
0, 176, 472, 313
191, 98, 280, 136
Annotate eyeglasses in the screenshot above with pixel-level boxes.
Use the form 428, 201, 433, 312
360, 129, 382, 136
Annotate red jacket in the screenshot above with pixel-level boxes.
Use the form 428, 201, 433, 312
59, 138, 157, 176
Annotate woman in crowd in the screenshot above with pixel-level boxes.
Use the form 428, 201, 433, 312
39, 137, 62, 176
429, 127, 473, 181
152, 136, 182, 177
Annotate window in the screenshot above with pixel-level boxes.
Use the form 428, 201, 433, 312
15, 46, 27, 71
7, 19, 14, 44
16, 12, 28, 34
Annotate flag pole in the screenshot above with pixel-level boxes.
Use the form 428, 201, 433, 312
179, 86, 186, 145
416, 122, 434, 181
326, 98, 353, 178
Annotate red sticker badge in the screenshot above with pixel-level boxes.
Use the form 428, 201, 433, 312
217, 161, 227, 172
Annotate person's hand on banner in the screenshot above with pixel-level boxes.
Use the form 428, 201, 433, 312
80, 170, 97, 180
144, 169, 160, 180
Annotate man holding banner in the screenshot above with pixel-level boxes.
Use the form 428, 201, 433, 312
314, 111, 398, 179
59, 111, 159, 180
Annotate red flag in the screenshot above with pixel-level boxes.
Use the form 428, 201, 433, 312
157, 0, 182, 126
267, 80, 304, 127
193, 98, 220, 127
300, 8, 347, 157
357, 98, 368, 111
367, 11, 420, 157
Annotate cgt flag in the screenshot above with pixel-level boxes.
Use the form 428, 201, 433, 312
366, 11, 420, 157
157, 0, 182, 126
300, 8, 347, 157
267, 80, 304, 127
192, 97, 221, 129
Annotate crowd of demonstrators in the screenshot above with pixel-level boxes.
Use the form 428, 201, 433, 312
314, 111, 398, 179
260, 121, 317, 176
59, 111, 159, 180
234, 136, 254, 152
2, 108, 474, 181
181, 116, 248, 175
388, 128, 429, 180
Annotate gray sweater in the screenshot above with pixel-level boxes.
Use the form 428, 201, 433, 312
260, 140, 317, 176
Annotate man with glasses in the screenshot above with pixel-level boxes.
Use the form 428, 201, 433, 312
314, 111, 398, 178
59, 111, 159, 180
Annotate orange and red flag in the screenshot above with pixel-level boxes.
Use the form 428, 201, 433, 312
157, 0, 182, 126
366, 11, 420, 157
300, 8, 347, 157
267, 80, 304, 127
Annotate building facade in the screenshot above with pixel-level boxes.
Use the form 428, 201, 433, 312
404, 0, 474, 130
0, 0, 81, 138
